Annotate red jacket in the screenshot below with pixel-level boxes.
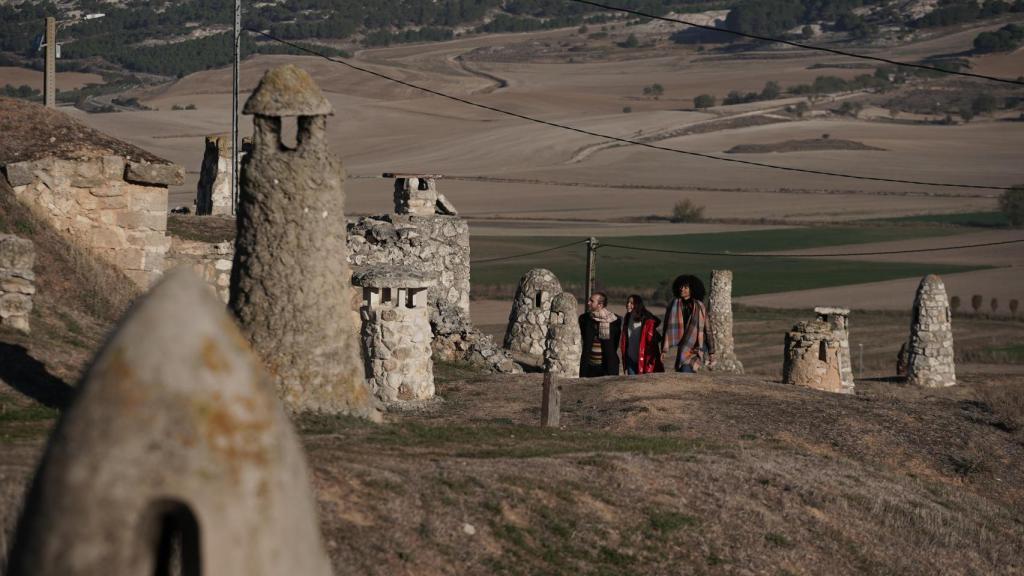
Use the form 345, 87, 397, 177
619, 313, 664, 374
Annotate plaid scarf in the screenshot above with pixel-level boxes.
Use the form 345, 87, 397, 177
590, 307, 618, 340
664, 298, 707, 371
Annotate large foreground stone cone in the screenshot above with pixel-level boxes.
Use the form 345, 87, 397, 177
7, 270, 334, 576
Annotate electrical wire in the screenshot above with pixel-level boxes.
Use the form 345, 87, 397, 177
565, 0, 1024, 86
244, 29, 1013, 192
471, 239, 588, 264
598, 237, 1024, 257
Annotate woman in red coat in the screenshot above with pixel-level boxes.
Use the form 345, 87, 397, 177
620, 295, 664, 374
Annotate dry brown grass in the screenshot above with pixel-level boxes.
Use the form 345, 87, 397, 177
973, 380, 1024, 433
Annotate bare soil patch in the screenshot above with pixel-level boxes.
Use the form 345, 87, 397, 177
725, 138, 886, 154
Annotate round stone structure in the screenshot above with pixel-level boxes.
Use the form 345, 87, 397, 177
707, 269, 743, 373
353, 266, 436, 403
814, 306, 854, 394
544, 292, 582, 377
503, 268, 563, 360
782, 319, 846, 394
906, 274, 956, 387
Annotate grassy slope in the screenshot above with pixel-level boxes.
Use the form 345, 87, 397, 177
471, 226, 985, 298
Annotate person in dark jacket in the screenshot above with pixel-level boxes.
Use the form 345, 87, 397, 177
619, 294, 664, 375
579, 291, 621, 377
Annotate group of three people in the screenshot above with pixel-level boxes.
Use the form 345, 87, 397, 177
578, 275, 716, 377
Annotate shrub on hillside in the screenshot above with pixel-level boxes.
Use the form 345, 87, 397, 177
670, 199, 705, 222
642, 83, 664, 98
973, 23, 1024, 53
694, 94, 715, 109
999, 185, 1024, 227
972, 294, 984, 314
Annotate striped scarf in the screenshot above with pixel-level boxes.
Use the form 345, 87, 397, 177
589, 307, 618, 340
664, 298, 708, 371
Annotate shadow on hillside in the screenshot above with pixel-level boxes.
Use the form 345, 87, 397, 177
0, 342, 74, 408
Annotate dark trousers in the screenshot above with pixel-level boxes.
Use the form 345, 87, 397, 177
581, 363, 606, 378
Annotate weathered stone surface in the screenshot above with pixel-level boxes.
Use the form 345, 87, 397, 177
707, 269, 743, 374
242, 64, 333, 117
124, 161, 184, 186
165, 238, 234, 302
541, 372, 561, 427
505, 268, 563, 361
356, 265, 435, 403
0, 234, 34, 333
906, 274, 956, 388
814, 306, 854, 393
393, 176, 438, 216
544, 291, 581, 378
5, 270, 333, 576
195, 135, 251, 216
231, 66, 378, 419
783, 319, 845, 394
436, 192, 458, 216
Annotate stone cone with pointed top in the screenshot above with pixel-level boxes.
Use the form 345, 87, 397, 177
6, 270, 334, 576
907, 274, 956, 387
232, 65, 379, 419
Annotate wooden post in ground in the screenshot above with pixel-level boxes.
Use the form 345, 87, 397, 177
541, 372, 561, 428
584, 236, 598, 305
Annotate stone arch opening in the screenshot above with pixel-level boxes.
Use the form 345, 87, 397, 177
146, 499, 202, 576
535, 291, 545, 308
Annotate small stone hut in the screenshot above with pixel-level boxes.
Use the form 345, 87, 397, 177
6, 271, 333, 576
504, 268, 563, 360
782, 319, 846, 394
353, 266, 436, 403
814, 306, 854, 392
544, 291, 581, 377
0, 97, 183, 287
906, 274, 956, 387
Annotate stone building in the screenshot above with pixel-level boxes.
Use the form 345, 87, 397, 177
906, 274, 956, 387
164, 237, 233, 303
387, 173, 458, 216
544, 291, 581, 377
707, 269, 743, 373
782, 319, 846, 394
504, 268, 563, 361
6, 271, 334, 576
230, 65, 378, 419
0, 98, 182, 287
0, 234, 35, 333
353, 266, 436, 403
815, 306, 854, 392
194, 134, 250, 216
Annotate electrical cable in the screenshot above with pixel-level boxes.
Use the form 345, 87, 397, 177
244, 29, 1013, 191
598, 237, 1024, 257
471, 239, 588, 264
565, 0, 1024, 86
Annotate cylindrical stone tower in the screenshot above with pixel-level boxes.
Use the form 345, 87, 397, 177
544, 292, 582, 378
782, 320, 846, 394
230, 65, 379, 419
707, 269, 743, 373
907, 274, 956, 387
353, 266, 436, 403
503, 268, 563, 360
814, 306, 854, 393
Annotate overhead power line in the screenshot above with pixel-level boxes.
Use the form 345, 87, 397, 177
598, 237, 1024, 258
244, 29, 1012, 191
565, 0, 1024, 87
471, 239, 587, 264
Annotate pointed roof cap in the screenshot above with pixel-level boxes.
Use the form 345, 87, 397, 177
243, 64, 333, 117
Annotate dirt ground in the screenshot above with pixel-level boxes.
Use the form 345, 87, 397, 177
0, 67, 103, 91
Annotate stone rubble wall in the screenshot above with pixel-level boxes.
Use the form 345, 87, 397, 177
504, 268, 563, 361
361, 306, 435, 402
164, 237, 233, 303
544, 292, 581, 377
782, 320, 846, 394
907, 274, 956, 387
707, 269, 743, 374
4, 156, 181, 287
0, 234, 35, 333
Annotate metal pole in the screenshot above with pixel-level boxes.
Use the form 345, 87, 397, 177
231, 0, 241, 215
44, 17, 56, 108
585, 237, 598, 305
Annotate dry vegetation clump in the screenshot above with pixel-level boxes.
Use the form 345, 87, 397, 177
973, 380, 1024, 433
725, 138, 885, 154
166, 213, 236, 243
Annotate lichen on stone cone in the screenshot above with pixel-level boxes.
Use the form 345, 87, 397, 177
230, 64, 379, 419
6, 270, 333, 576
906, 274, 956, 388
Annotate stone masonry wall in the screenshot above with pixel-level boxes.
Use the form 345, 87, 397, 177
164, 237, 233, 302
0, 234, 35, 333
4, 156, 181, 287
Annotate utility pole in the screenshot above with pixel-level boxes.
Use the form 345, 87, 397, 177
44, 17, 56, 108
231, 0, 241, 215
584, 237, 598, 305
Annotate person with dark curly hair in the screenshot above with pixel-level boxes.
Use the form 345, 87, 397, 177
661, 274, 715, 372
